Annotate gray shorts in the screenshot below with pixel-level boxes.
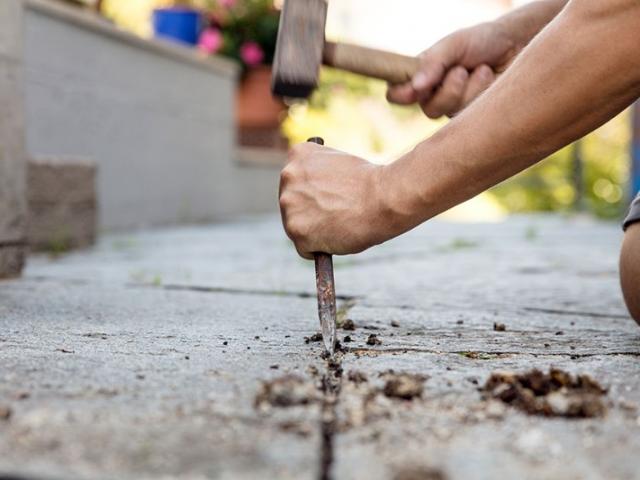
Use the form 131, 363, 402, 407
624, 193, 640, 231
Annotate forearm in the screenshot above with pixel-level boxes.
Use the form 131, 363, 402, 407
386, 0, 640, 229
496, 0, 569, 47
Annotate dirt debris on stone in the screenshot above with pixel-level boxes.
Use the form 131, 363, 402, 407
347, 370, 368, 385
459, 351, 496, 360
482, 368, 607, 418
10, 391, 30, 401
81, 332, 108, 339
304, 332, 323, 344
0, 405, 11, 420
383, 373, 427, 400
341, 319, 356, 331
493, 322, 506, 332
393, 466, 448, 480
56, 348, 74, 354
366, 334, 382, 346
343, 335, 352, 343
277, 420, 313, 437
254, 375, 318, 410
327, 357, 343, 378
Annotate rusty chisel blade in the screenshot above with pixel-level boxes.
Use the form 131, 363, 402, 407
314, 253, 336, 356
306, 136, 336, 356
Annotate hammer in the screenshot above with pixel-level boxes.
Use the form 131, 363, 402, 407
271, 0, 420, 99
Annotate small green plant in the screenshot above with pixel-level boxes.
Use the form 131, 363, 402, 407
45, 230, 72, 257
438, 238, 480, 253
525, 226, 538, 242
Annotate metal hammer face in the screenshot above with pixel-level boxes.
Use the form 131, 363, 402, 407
271, 0, 328, 99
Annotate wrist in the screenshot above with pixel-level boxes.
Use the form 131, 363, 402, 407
376, 149, 437, 239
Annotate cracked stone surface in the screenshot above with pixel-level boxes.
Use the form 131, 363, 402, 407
1, 215, 639, 479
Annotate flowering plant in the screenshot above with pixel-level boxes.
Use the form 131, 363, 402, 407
197, 0, 280, 71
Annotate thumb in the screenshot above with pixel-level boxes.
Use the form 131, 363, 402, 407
412, 35, 465, 99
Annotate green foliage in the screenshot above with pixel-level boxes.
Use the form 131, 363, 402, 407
490, 111, 630, 219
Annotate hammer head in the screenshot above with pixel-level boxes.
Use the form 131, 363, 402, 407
271, 0, 328, 99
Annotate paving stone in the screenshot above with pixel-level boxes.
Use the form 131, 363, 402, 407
335, 352, 640, 480
2, 214, 638, 479
0, 280, 325, 479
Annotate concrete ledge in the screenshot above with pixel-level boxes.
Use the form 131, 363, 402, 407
25, 0, 239, 79
28, 156, 96, 251
236, 147, 287, 169
0, 245, 26, 279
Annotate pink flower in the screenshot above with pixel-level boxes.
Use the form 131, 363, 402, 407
219, 0, 236, 7
240, 41, 264, 67
198, 28, 223, 54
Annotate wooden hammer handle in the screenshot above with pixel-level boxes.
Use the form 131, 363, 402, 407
323, 41, 419, 85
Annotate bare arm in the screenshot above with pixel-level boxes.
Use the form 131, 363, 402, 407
280, 0, 640, 258
384, 0, 640, 234
497, 0, 569, 47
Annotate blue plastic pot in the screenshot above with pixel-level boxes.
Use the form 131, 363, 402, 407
152, 7, 201, 46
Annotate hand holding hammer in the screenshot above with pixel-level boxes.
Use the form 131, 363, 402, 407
271, 0, 419, 99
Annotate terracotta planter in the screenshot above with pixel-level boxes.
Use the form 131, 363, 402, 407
236, 65, 288, 149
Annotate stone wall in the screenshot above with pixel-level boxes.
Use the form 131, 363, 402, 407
0, 0, 27, 277
23, 0, 281, 231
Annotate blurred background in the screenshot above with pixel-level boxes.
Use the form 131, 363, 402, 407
12, 0, 638, 264
83, 0, 635, 223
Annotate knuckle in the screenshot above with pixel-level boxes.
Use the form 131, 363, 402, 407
280, 166, 294, 183
278, 192, 290, 209
288, 219, 308, 240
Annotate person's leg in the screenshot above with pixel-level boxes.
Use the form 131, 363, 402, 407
621, 223, 640, 324
621, 194, 640, 324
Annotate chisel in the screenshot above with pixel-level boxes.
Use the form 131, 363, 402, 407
307, 136, 336, 356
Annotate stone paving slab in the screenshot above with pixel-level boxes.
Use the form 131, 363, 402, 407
0, 215, 639, 479
0, 279, 326, 479
336, 353, 640, 480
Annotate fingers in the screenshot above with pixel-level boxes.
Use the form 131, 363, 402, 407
386, 82, 418, 105
419, 64, 496, 119
420, 66, 468, 119
280, 142, 317, 260
387, 35, 463, 106
461, 64, 495, 106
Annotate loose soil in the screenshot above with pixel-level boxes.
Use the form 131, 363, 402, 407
482, 368, 607, 418
254, 375, 318, 409
383, 373, 427, 400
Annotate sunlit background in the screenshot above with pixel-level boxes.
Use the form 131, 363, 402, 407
99, 0, 631, 221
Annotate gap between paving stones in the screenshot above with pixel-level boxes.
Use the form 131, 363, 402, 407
21, 275, 363, 301
523, 306, 630, 320
358, 299, 630, 322
144, 282, 361, 302
349, 348, 640, 358
316, 298, 356, 480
